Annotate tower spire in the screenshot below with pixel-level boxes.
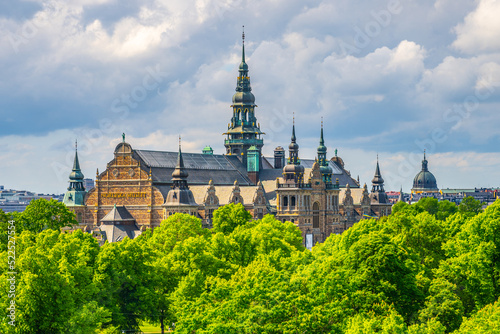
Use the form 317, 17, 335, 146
422, 150, 429, 171
173, 135, 187, 181
224, 30, 264, 167
320, 117, 324, 146
371, 156, 385, 193
242, 25, 245, 63
164, 136, 197, 209
317, 118, 331, 183
370, 156, 388, 204
63, 140, 87, 206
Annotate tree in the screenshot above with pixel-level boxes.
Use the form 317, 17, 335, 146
152, 213, 209, 252
17, 198, 78, 233
0, 209, 13, 253
211, 203, 252, 235
436, 200, 458, 221
438, 200, 500, 316
418, 277, 464, 332
414, 197, 439, 216
93, 237, 156, 331
345, 309, 406, 334
456, 298, 500, 333
0, 229, 102, 334
458, 196, 484, 216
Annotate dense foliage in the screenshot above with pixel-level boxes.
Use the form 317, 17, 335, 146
1, 198, 500, 333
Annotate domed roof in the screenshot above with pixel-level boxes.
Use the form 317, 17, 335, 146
69, 169, 84, 180
283, 163, 305, 174
69, 149, 84, 181
232, 91, 255, 104
412, 153, 438, 191
239, 60, 248, 71
289, 141, 299, 150
274, 146, 285, 152
320, 164, 333, 175
413, 170, 438, 190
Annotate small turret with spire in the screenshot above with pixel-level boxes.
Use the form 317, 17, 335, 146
317, 118, 333, 183
164, 136, 198, 209
282, 117, 305, 185
398, 186, 405, 202
369, 155, 389, 204
63, 140, 87, 206
171, 135, 189, 189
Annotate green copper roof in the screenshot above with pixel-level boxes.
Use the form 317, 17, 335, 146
202, 145, 214, 154
64, 144, 87, 206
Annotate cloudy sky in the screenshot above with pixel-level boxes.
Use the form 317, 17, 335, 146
1, 0, 500, 194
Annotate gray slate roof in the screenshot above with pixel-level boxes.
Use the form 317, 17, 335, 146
99, 224, 142, 243
101, 205, 136, 222
134, 150, 252, 186
99, 205, 142, 243
132, 150, 358, 188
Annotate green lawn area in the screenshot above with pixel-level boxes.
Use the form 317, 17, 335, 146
140, 321, 171, 333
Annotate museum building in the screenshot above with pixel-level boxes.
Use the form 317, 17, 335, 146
63, 35, 392, 244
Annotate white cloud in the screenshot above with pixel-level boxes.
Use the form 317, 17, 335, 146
453, 0, 500, 54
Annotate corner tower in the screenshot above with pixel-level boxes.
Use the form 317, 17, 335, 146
223, 28, 264, 168
63, 141, 88, 225
63, 141, 87, 207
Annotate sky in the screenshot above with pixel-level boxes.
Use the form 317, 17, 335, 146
1, 0, 500, 194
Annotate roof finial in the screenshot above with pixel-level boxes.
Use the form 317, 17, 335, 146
424, 149, 426, 160
179, 135, 181, 150
75, 139, 78, 151
241, 26, 246, 63
319, 117, 325, 146
122, 132, 125, 143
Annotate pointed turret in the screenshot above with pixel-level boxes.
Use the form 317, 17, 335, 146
283, 119, 304, 185
370, 156, 388, 204
288, 120, 299, 164
371, 157, 384, 190
224, 29, 264, 167
171, 138, 189, 188
164, 137, 198, 210
398, 187, 404, 202
317, 119, 332, 183
63, 141, 87, 206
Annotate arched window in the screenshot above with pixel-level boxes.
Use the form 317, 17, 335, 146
283, 196, 288, 207
291, 196, 296, 208
313, 202, 320, 228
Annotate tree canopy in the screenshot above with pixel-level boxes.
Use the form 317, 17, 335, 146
2, 197, 500, 333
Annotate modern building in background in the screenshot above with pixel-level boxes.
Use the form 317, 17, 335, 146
0, 186, 62, 213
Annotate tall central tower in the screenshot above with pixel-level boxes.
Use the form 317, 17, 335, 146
224, 29, 264, 167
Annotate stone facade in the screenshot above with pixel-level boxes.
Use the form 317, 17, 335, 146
83, 142, 165, 229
